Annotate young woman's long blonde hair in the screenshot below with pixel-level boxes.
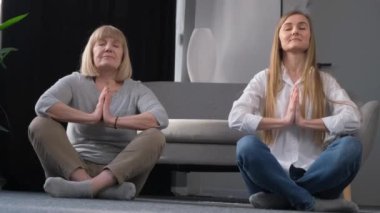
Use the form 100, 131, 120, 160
263, 11, 326, 145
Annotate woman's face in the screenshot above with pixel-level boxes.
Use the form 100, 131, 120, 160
93, 37, 123, 70
279, 14, 311, 53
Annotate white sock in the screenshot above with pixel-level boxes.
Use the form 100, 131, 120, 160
44, 177, 93, 198
313, 198, 359, 212
249, 192, 291, 209
97, 182, 136, 200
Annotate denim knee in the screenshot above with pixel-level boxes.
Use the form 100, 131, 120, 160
343, 136, 362, 156
236, 135, 266, 164
331, 136, 362, 165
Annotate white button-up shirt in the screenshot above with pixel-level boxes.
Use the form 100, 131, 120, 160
228, 68, 361, 173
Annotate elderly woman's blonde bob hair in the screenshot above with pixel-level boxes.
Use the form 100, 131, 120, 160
80, 25, 132, 81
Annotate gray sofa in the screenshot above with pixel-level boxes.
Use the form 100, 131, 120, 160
145, 81, 379, 166
143, 81, 380, 199
144, 81, 246, 167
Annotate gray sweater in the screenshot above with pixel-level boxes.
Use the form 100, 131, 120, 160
35, 72, 169, 164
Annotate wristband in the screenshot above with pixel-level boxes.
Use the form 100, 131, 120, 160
114, 116, 119, 129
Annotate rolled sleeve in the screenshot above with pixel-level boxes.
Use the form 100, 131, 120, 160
241, 113, 263, 134
322, 105, 361, 135
321, 72, 361, 135
35, 74, 75, 117
137, 84, 169, 129
148, 107, 169, 129
228, 70, 266, 134
35, 95, 62, 117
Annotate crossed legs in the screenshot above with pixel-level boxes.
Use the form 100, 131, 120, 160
28, 116, 165, 199
236, 135, 362, 211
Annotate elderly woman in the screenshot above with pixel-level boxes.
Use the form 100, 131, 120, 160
28, 25, 168, 200
229, 11, 361, 212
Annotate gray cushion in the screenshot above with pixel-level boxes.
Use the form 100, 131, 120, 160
162, 119, 245, 145
359, 100, 380, 162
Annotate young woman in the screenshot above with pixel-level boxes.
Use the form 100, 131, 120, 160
28, 25, 168, 200
229, 11, 361, 212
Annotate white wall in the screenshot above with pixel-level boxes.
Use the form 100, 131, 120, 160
179, 0, 280, 83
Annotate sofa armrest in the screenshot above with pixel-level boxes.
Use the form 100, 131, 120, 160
359, 100, 380, 162
162, 119, 245, 145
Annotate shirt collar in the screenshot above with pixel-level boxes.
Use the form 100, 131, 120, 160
281, 64, 303, 86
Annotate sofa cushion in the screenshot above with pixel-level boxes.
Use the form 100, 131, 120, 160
162, 119, 246, 145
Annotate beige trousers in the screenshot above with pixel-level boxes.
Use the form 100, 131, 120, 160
28, 116, 165, 194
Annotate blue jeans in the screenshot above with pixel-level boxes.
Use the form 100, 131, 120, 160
236, 135, 362, 210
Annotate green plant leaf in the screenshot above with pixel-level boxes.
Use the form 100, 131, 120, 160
0, 47, 18, 69
0, 124, 9, 132
0, 13, 29, 31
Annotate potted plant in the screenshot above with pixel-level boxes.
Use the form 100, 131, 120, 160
0, 13, 28, 189
0, 13, 28, 133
